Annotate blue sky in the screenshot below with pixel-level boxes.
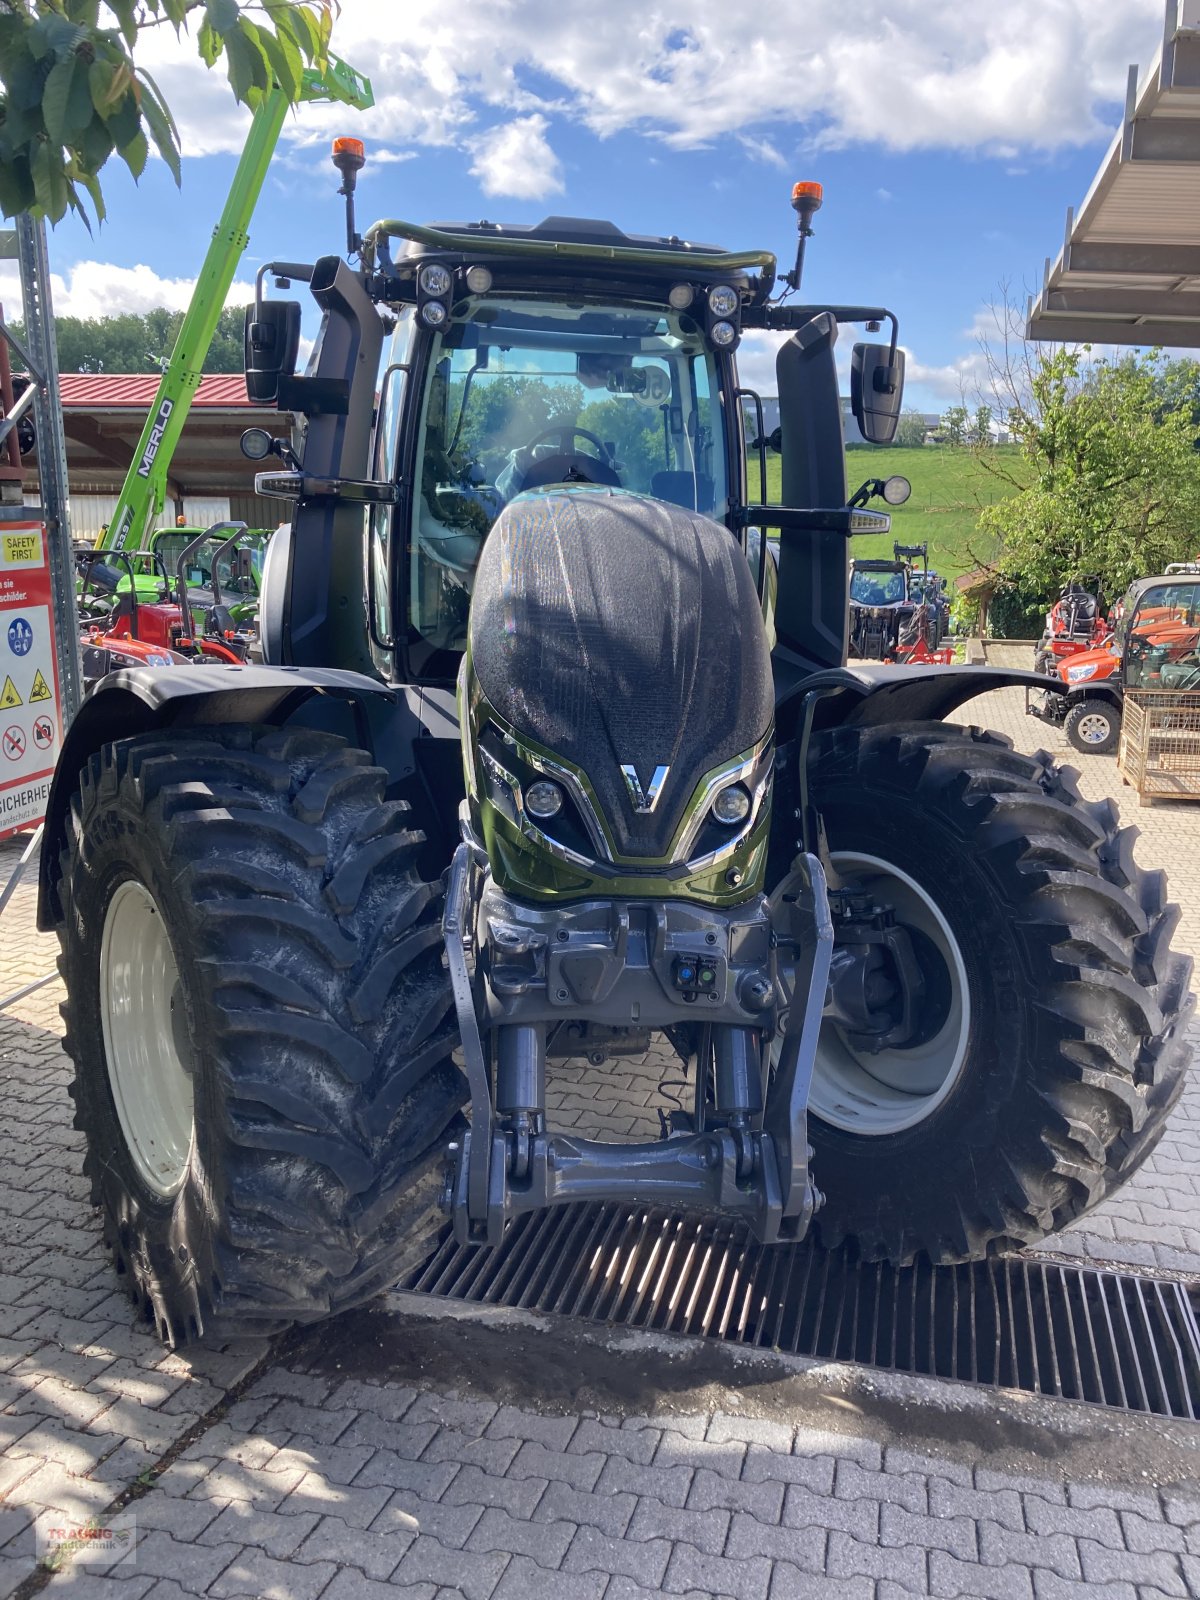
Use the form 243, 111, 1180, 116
0, 0, 1169, 413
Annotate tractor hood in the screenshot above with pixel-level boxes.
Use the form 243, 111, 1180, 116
466, 486, 774, 861
1059, 643, 1119, 683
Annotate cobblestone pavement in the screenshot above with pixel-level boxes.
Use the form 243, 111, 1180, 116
1, 686, 1198, 1599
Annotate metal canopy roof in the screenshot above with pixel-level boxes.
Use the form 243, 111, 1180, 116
1027, 0, 1200, 348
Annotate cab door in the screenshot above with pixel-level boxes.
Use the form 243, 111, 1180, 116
1122, 581, 1200, 689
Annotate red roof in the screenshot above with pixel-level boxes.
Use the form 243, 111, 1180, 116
58, 374, 252, 408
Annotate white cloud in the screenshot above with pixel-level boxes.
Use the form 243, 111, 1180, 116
468, 115, 564, 200
736, 133, 788, 169
124, 0, 1163, 170
735, 330, 791, 396
0, 261, 255, 321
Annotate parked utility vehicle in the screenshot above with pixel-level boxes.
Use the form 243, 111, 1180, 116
1030, 566, 1200, 753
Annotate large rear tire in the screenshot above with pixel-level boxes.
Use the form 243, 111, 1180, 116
58, 725, 465, 1345
802, 721, 1192, 1265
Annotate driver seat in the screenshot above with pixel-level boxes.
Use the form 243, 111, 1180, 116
651, 471, 714, 514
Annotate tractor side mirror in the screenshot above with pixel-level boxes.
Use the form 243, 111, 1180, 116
244, 300, 302, 406
851, 342, 906, 446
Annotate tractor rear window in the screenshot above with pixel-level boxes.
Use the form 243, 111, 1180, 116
408, 298, 729, 652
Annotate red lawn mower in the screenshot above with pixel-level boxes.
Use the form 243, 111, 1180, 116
1032, 577, 1109, 677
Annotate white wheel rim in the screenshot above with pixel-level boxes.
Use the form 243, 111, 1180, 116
1076, 712, 1112, 745
100, 879, 194, 1197
778, 851, 971, 1136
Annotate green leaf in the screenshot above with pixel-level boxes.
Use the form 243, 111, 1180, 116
196, 19, 222, 67
28, 15, 87, 62
223, 21, 270, 102
0, 153, 35, 220
119, 126, 148, 179
78, 113, 115, 170
101, 87, 141, 148
73, 165, 107, 227
285, 4, 320, 62
204, 0, 241, 36
65, 0, 102, 26
44, 53, 93, 144
107, 0, 138, 49
256, 20, 301, 99
32, 139, 71, 222
136, 74, 181, 182
87, 56, 116, 109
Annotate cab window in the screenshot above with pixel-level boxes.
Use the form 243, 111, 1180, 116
407, 297, 729, 653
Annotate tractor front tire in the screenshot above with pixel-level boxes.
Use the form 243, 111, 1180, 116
1065, 698, 1121, 755
803, 721, 1192, 1265
58, 725, 465, 1345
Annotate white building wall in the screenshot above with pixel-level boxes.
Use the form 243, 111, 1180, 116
68, 494, 118, 541
181, 496, 231, 528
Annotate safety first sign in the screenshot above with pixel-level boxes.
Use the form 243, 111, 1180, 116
0, 523, 62, 840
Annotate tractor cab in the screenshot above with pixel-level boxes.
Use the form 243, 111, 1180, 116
243, 195, 907, 698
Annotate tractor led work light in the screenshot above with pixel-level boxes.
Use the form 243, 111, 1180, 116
667, 283, 694, 310
465, 265, 493, 294
417, 260, 453, 329
707, 284, 738, 318
704, 284, 742, 353
419, 263, 453, 298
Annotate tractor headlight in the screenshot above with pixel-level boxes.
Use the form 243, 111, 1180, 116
1067, 662, 1099, 683
712, 784, 751, 825
420, 300, 448, 328
707, 284, 739, 317
525, 780, 564, 820
419, 262, 453, 298
709, 319, 737, 348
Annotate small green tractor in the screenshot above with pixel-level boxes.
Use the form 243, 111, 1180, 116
39, 164, 1192, 1345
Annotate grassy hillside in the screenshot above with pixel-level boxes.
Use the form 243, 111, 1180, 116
760, 445, 1025, 584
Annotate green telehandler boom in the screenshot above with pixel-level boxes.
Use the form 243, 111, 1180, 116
100, 54, 372, 553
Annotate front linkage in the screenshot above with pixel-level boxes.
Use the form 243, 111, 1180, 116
441, 837, 832, 1247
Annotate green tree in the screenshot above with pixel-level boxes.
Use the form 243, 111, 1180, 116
8, 304, 247, 371
941, 405, 968, 446
895, 409, 927, 449
973, 403, 993, 446
980, 347, 1200, 599
0, 0, 331, 225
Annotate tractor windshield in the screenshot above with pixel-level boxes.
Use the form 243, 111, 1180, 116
407, 296, 729, 652
850, 568, 907, 606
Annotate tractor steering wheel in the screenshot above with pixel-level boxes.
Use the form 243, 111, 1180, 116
515, 425, 622, 492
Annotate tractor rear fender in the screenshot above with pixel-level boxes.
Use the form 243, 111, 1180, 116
775, 662, 1064, 742
37, 664, 416, 930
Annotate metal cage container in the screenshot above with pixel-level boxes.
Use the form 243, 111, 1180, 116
1118, 687, 1200, 804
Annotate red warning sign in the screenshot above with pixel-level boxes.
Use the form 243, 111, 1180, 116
0, 523, 62, 839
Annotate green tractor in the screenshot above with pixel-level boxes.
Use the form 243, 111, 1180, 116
39, 167, 1192, 1345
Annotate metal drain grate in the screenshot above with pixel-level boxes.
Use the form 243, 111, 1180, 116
402, 1203, 1200, 1420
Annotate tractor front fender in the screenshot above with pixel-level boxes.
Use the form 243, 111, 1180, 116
775, 663, 1061, 741
1061, 680, 1124, 710
38, 664, 406, 930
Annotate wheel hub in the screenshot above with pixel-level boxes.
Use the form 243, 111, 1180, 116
100, 879, 195, 1198
776, 851, 970, 1137
1076, 712, 1112, 745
